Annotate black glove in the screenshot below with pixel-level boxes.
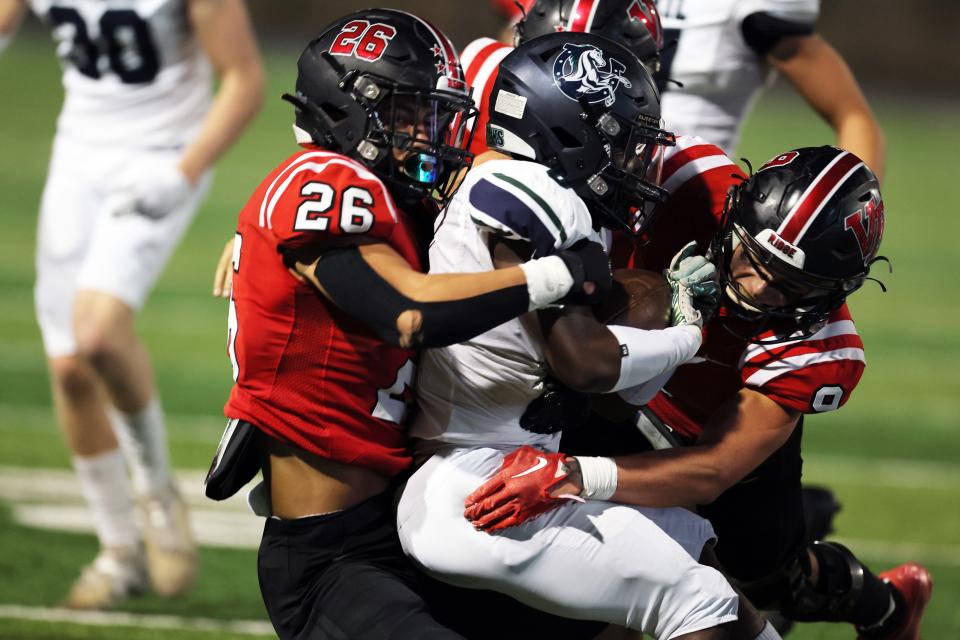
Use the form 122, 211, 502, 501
556, 239, 613, 305
520, 378, 592, 435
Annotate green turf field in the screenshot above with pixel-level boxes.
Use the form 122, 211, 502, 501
1, 36, 958, 639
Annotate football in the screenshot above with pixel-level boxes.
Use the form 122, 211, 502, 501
594, 268, 671, 330
592, 269, 672, 422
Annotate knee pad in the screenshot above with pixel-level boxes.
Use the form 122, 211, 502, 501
736, 541, 865, 621
780, 541, 865, 622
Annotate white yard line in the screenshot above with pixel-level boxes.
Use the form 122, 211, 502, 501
0, 404, 225, 442
833, 537, 960, 568
803, 454, 960, 490
0, 605, 274, 636
0, 467, 263, 549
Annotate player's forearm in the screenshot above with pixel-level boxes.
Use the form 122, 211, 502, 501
611, 445, 730, 508
541, 308, 700, 393
311, 245, 576, 349
178, 65, 264, 183
835, 111, 886, 183
0, 0, 26, 51
391, 265, 528, 302
771, 35, 885, 182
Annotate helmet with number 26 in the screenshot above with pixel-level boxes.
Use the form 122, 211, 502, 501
714, 146, 887, 333
283, 9, 476, 211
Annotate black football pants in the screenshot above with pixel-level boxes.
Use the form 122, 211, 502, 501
257, 492, 464, 640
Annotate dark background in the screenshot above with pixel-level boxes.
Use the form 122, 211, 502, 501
237, 0, 960, 98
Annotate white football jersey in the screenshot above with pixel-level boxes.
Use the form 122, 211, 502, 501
29, 0, 212, 147
411, 159, 598, 454
658, 0, 819, 153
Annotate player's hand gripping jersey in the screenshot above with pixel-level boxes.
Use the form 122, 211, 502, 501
30, 0, 212, 148
225, 149, 424, 476
627, 136, 865, 440
656, 0, 819, 153
411, 159, 598, 453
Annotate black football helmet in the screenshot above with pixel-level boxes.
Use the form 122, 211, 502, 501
282, 10, 476, 211
486, 31, 674, 236
713, 146, 887, 333
517, 0, 663, 73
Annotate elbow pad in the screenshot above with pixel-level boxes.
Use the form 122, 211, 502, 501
312, 246, 530, 349
606, 324, 702, 393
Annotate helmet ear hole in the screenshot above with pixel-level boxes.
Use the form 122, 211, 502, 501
551, 127, 583, 149
319, 102, 350, 124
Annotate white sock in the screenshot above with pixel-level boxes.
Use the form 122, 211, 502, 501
109, 396, 173, 496
755, 621, 783, 640
73, 449, 140, 549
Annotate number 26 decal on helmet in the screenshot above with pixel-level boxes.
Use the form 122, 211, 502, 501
329, 20, 397, 62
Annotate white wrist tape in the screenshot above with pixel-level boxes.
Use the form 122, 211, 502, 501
519, 255, 574, 310
0, 34, 10, 56
606, 324, 702, 392
575, 456, 618, 501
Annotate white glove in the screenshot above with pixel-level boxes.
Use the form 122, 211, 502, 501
664, 241, 719, 328
113, 164, 192, 220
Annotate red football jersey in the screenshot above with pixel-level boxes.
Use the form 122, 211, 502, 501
624, 137, 867, 440
460, 38, 514, 157
225, 148, 424, 477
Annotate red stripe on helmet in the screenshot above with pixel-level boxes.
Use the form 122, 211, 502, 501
567, 0, 598, 32
407, 13, 466, 92
627, 0, 663, 49
777, 152, 863, 243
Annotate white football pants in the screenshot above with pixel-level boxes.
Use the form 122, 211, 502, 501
397, 446, 739, 639
34, 135, 211, 357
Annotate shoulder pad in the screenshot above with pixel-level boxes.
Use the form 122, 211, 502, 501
263, 150, 399, 246
464, 160, 594, 256
742, 309, 865, 413
661, 136, 740, 194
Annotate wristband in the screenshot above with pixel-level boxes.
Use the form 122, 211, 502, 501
519, 255, 575, 310
574, 456, 618, 501
0, 35, 10, 56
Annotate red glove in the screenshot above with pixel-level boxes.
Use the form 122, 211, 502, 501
464, 445, 582, 532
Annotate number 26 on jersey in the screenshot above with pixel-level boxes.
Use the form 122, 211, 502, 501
294, 182, 376, 234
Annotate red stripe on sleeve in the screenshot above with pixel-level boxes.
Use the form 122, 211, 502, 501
661, 143, 727, 184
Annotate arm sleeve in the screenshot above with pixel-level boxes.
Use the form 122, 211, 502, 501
606, 324, 703, 393
616, 368, 676, 407
735, 0, 820, 54
741, 12, 815, 54
312, 246, 531, 349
